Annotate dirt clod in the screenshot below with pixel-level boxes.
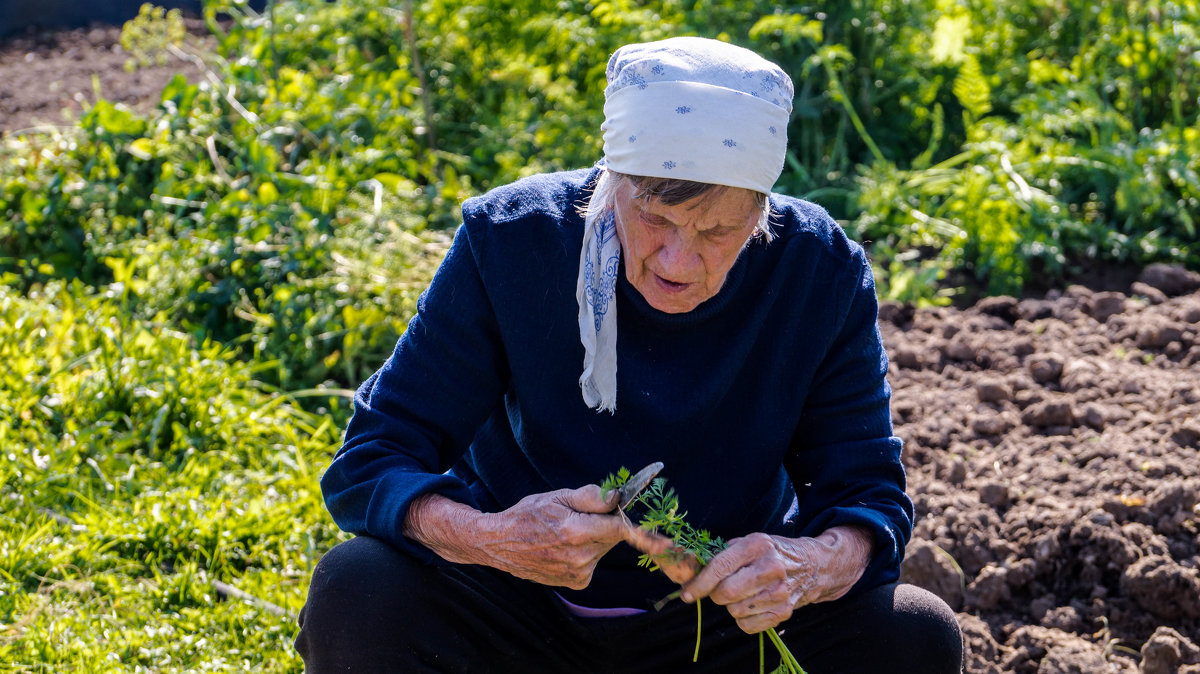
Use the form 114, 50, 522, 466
1132, 282, 1169, 305
1090, 292, 1128, 323
1139, 264, 1200, 297
900, 539, 965, 610
1028, 353, 1065, 384
976, 378, 1013, 403
1021, 399, 1075, 428
1120, 556, 1200, 621
977, 295, 1020, 322
1140, 627, 1200, 674
886, 284, 1200, 673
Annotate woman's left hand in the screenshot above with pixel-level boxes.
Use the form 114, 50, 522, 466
673, 526, 874, 634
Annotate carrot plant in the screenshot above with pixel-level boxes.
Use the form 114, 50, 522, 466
603, 469, 808, 674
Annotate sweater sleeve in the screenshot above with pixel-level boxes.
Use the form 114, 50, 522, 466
320, 222, 510, 563
785, 249, 913, 594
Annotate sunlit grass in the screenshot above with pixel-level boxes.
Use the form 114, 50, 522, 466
1, 0, 1198, 669
0, 284, 345, 672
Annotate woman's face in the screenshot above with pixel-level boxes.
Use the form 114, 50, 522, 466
612, 179, 762, 314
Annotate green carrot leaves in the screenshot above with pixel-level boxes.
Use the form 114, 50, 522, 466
601, 468, 808, 674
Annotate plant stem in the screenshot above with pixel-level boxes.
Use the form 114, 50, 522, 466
759, 632, 765, 674
766, 627, 807, 674
822, 60, 885, 165
653, 589, 681, 611
402, 0, 440, 178
607, 469, 807, 672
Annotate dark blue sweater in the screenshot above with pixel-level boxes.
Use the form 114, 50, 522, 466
321, 168, 912, 609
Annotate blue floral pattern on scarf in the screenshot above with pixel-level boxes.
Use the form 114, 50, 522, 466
584, 211, 620, 333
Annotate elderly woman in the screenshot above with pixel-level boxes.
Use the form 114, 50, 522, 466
295, 37, 961, 672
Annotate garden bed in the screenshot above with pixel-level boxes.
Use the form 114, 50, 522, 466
889, 265, 1200, 673
2, 20, 1198, 674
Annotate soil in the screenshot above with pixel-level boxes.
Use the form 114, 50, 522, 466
0, 22, 203, 135
888, 264, 1200, 673
3, 24, 1200, 674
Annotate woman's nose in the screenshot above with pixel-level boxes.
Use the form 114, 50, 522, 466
657, 231, 700, 275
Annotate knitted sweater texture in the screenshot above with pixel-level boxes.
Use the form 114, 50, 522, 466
321, 168, 913, 609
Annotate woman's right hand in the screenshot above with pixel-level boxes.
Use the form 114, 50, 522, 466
404, 486, 631, 589
481, 485, 637, 589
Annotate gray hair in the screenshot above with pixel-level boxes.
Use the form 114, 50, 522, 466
583, 168, 775, 242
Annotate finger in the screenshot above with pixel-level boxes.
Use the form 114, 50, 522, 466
710, 554, 791, 606
680, 539, 759, 602
560, 484, 619, 514
656, 550, 701, 584
604, 484, 620, 510
559, 491, 630, 546
724, 581, 790, 621
734, 606, 790, 634
692, 560, 766, 607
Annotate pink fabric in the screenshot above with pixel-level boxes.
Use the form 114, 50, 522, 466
556, 593, 647, 618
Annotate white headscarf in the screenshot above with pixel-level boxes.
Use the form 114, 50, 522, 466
577, 37, 794, 412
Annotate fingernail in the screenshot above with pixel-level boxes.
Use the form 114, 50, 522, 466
681, 591, 694, 603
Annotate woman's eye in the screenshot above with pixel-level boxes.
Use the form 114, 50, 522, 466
640, 213, 669, 228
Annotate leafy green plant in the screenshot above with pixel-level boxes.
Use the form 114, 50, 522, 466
6, 0, 1199, 317
3, 0, 1200, 668
120, 3, 187, 69
0, 282, 345, 671
1, 1, 464, 394
603, 469, 807, 674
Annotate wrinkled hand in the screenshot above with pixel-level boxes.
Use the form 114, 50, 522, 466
480, 485, 630, 589
686, 527, 872, 633
624, 526, 873, 634
405, 486, 634, 590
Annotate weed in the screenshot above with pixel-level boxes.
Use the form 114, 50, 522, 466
605, 470, 807, 674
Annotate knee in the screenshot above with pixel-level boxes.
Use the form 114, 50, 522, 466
791, 583, 962, 673
296, 537, 426, 669
307, 536, 408, 597
299, 538, 418, 633
301, 535, 429, 624
885, 584, 963, 673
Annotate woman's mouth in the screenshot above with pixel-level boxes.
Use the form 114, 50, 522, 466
654, 275, 691, 293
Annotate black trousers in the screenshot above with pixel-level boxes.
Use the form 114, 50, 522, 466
295, 536, 962, 673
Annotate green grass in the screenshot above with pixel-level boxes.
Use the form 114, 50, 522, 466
0, 0, 1198, 669
0, 284, 345, 671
